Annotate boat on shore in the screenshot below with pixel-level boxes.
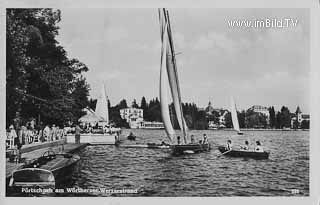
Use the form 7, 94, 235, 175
158, 8, 211, 155
218, 146, 269, 159
8, 150, 80, 192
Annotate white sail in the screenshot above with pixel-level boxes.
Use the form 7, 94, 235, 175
230, 96, 240, 133
95, 84, 109, 124
159, 8, 189, 144
160, 22, 175, 142
166, 47, 188, 134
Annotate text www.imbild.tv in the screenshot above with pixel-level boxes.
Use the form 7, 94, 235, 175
228, 18, 298, 28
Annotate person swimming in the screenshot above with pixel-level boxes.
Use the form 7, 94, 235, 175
255, 141, 264, 152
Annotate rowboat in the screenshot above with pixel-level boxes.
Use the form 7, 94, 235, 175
218, 146, 269, 159
8, 151, 80, 191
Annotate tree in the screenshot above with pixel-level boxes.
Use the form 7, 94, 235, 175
6, 9, 90, 126
131, 99, 139, 108
238, 111, 246, 128
88, 99, 97, 111
140, 96, 148, 110
278, 106, 292, 128
224, 112, 232, 128
269, 106, 276, 128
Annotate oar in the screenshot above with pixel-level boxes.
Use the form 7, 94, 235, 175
217, 149, 233, 158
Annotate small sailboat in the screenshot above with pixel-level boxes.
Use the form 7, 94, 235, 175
65, 83, 121, 145
230, 96, 243, 135
158, 8, 211, 155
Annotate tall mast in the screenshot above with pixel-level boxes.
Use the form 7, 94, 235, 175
163, 9, 187, 144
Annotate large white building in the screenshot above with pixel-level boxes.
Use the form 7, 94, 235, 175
120, 107, 144, 129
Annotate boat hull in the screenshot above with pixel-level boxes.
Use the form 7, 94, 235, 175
66, 134, 119, 145
218, 146, 269, 159
171, 144, 211, 155
8, 153, 80, 194
120, 143, 170, 149
127, 135, 136, 141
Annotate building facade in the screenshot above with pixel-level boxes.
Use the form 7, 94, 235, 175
120, 107, 144, 129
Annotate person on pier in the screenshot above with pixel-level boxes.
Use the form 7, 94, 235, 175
75, 124, 82, 144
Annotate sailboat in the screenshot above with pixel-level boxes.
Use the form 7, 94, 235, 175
95, 83, 109, 126
65, 83, 121, 145
159, 8, 211, 155
230, 96, 243, 135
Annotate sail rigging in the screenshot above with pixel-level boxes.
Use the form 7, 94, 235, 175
160, 21, 175, 142
159, 8, 189, 144
230, 96, 240, 133
95, 83, 109, 124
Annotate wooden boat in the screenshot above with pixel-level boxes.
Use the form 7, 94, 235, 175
158, 9, 211, 156
171, 143, 211, 155
120, 143, 170, 149
8, 150, 80, 190
218, 146, 269, 159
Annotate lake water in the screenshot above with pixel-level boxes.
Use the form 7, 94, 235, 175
60, 129, 309, 197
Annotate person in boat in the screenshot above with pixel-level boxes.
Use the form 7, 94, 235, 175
190, 135, 195, 144
177, 136, 181, 145
241, 140, 249, 151
202, 134, 208, 144
255, 141, 264, 152
226, 140, 232, 150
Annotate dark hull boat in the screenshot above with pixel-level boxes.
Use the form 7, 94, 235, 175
147, 143, 170, 149
171, 144, 211, 155
218, 146, 269, 159
127, 135, 136, 141
8, 151, 80, 193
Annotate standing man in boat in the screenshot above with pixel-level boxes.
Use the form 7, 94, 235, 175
202, 134, 208, 144
75, 124, 82, 144
177, 136, 181, 145
226, 140, 232, 150
190, 135, 195, 144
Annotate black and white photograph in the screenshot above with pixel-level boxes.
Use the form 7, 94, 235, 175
4, 7, 310, 198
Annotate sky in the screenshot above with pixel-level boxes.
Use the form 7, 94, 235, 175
56, 8, 310, 113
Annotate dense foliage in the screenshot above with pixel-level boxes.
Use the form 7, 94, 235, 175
6, 9, 90, 127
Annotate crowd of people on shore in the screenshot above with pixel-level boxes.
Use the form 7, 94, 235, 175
6, 122, 67, 150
